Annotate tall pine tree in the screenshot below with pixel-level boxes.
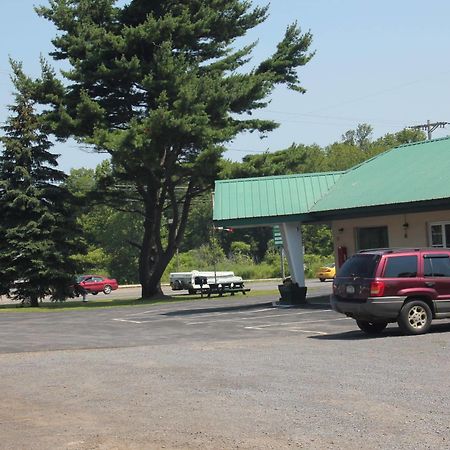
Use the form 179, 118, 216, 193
30, 0, 314, 297
0, 66, 84, 306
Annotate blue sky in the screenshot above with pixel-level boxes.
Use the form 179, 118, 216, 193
1, 0, 450, 172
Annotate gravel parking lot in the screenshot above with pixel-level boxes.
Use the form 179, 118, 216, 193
1, 289, 449, 449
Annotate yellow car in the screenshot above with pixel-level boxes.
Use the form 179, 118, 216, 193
316, 263, 336, 282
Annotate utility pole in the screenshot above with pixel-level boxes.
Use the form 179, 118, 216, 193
409, 120, 449, 140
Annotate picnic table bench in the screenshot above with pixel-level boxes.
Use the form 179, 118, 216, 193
194, 276, 250, 297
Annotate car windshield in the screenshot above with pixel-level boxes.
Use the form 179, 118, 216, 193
338, 254, 380, 278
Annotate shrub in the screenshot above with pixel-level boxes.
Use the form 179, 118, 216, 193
161, 249, 334, 283
304, 254, 334, 278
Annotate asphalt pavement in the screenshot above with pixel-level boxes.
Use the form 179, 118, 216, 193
1, 288, 450, 449
1, 282, 450, 449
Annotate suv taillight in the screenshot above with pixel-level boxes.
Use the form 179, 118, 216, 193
370, 281, 385, 297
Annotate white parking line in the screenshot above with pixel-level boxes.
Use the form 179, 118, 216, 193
180, 307, 275, 321
286, 329, 329, 335
123, 308, 183, 317
244, 316, 351, 330
113, 318, 144, 324
185, 309, 332, 325
115, 307, 275, 323
122, 307, 274, 318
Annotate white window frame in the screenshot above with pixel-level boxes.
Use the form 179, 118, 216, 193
428, 221, 450, 248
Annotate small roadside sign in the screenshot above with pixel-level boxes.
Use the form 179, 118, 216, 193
273, 226, 283, 247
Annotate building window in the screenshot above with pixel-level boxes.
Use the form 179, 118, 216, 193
356, 226, 389, 251
429, 222, 450, 248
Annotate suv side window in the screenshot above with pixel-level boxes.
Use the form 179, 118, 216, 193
424, 255, 450, 277
383, 256, 418, 278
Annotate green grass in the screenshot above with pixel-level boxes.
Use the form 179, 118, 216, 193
0, 289, 279, 313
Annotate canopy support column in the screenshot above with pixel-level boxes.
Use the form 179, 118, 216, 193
280, 222, 305, 286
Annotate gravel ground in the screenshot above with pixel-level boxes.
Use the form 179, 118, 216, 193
0, 294, 449, 449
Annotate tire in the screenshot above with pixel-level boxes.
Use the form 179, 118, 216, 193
319, 278, 325, 282
397, 299, 432, 335
91, 291, 98, 295
103, 285, 112, 295
356, 320, 388, 334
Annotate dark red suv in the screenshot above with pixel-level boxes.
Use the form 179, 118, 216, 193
331, 248, 450, 335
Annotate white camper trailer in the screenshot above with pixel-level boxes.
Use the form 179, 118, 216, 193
169, 270, 245, 294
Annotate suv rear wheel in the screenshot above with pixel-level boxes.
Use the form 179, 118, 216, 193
397, 299, 432, 335
356, 320, 388, 334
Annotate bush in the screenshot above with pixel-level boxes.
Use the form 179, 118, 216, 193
161, 248, 334, 283
304, 254, 334, 278
71, 247, 110, 276
230, 241, 252, 258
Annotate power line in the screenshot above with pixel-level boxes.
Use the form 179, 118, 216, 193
301, 69, 450, 116
264, 110, 407, 127
408, 120, 449, 140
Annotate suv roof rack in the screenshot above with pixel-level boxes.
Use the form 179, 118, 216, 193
358, 247, 437, 254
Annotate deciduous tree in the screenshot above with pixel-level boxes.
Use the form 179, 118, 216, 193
30, 0, 314, 297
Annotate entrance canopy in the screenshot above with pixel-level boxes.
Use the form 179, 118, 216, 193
213, 171, 343, 228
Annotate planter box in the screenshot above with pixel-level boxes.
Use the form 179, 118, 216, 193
278, 283, 308, 305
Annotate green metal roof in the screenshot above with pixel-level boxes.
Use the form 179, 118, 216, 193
213, 171, 344, 226
311, 137, 450, 213
213, 137, 450, 226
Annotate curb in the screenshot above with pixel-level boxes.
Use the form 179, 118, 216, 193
118, 278, 321, 289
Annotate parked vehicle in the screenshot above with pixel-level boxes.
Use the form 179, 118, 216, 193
169, 270, 244, 294
75, 275, 118, 295
331, 248, 450, 335
316, 263, 336, 282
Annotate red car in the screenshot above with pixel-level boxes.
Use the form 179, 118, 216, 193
76, 275, 119, 295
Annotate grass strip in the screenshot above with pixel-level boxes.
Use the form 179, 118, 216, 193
0, 289, 279, 313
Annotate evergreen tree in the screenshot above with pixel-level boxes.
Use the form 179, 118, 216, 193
0, 66, 84, 306
30, 0, 314, 297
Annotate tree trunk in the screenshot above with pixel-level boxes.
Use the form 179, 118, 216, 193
138, 183, 193, 299
139, 216, 157, 298
140, 247, 173, 298
30, 296, 39, 307
139, 200, 176, 299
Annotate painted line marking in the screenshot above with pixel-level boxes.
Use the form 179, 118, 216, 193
185, 309, 332, 325
112, 318, 144, 324
116, 307, 275, 323
287, 329, 329, 335
122, 307, 274, 318
244, 316, 351, 330
123, 308, 183, 317
179, 307, 274, 320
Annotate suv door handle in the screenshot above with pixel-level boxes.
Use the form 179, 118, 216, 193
425, 282, 435, 287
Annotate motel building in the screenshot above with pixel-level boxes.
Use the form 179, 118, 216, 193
212, 137, 450, 302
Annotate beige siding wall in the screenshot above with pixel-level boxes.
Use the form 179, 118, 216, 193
331, 210, 450, 266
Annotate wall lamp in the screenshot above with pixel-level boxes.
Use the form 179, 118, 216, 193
403, 222, 409, 238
